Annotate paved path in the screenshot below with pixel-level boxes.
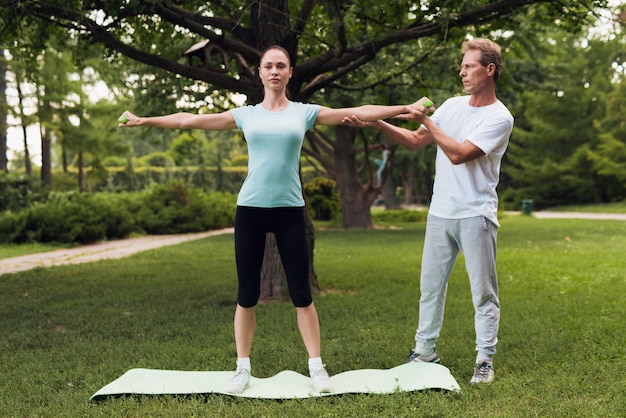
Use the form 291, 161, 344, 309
0, 228, 234, 275
1, 211, 624, 275
530, 211, 626, 220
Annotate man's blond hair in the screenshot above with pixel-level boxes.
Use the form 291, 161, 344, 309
462, 38, 503, 82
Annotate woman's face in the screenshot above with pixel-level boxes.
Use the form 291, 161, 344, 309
259, 48, 292, 91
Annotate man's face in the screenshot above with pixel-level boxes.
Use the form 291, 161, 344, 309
459, 49, 494, 94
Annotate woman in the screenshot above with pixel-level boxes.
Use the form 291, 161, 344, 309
119, 45, 430, 394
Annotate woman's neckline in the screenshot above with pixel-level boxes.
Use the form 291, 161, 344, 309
260, 101, 291, 112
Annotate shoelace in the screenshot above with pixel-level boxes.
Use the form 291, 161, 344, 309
310, 365, 330, 380
230, 368, 249, 382
408, 349, 439, 363
475, 362, 492, 378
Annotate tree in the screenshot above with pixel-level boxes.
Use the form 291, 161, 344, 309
3, 46, 38, 176
33, 42, 87, 188
502, 26, 625, 208
0, 47, 7, 172
1, 0, 609, 225
62, 100, 131, 192
587, 74, 626, 196
4, 31, 132, 189
1, 0, 611, 300
14, 73, 33, 176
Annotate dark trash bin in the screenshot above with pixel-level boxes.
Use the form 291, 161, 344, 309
522, 199, 533, 215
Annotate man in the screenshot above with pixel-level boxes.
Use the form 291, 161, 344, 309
343, 38, 513, 384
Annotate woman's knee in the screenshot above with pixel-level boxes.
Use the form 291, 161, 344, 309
237, 289, 260, 308
290, 289, 313, 308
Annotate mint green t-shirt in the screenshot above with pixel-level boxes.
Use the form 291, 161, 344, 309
231, 102, 320, 207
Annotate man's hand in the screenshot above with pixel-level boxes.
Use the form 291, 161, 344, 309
410, 97, 435, 112
394, 97, 435, 123
341, 115, 378, 128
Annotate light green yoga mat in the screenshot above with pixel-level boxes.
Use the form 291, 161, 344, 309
90, 362, 460, 400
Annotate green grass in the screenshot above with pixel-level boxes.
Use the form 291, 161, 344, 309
0, 242, 71, 259
545, 201, 626, 213
1, 216, 625, 417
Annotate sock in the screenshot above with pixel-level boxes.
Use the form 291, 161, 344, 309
237, 357, 251, 371
308, 357, 323, 369
476, 356, 493, 365
414, 346, 435, 356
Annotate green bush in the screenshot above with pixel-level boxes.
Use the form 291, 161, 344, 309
230, 155, 249, 166
81, 166, 248, 194
304, 177, 341, 221
0, 211, 26, 243
102, 156, 127, 167
8, 192, 140, 244
0, 172, 49, 212
51, 171, 86, 192
140, 152, 176, 167
0, 185, 236, 245
134, 182, 236, 234
371, 208, 428, 223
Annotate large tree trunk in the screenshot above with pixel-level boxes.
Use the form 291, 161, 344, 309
334, 125, 379, 228
0, 48, 7, 173
259, 209, 318, 301
382, 175, 401, 209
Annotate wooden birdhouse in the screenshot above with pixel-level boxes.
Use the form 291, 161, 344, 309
183, 40, 229, 73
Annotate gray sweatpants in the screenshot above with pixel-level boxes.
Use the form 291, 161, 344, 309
414, 215, 500, 358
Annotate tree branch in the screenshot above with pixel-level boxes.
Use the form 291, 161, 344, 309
303, 129, 337, 176
331, 50, 432, 92
154, 3, 259, 62
293, 0, 318, 34
296, 0, 547, 82
28, 1, 259, 96
17, 0, 564, 104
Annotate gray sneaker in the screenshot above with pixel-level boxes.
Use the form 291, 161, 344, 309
470, 361, 494, 384
407, 349, 440, 364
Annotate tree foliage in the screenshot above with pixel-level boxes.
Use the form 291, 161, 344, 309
2, 1, 607, 100
1, 0, 615, 221
502, 24, 626, 208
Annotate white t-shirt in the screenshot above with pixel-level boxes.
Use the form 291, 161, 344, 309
427, 95, 514, 226
231, 102, 320, 207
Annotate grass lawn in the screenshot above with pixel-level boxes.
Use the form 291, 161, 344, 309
544, 202, 626, 213
1, 215, 625, 417
0, 242, 72, 259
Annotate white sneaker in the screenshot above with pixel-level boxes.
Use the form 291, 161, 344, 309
224, 368, 250, 393
470, 361, 494, 384
309, 364, 333, 393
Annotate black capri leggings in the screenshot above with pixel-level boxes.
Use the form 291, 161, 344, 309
234, 206, 312, 308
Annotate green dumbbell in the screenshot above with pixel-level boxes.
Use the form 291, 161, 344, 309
424, 100, 433, 108
118, 115, 128, 124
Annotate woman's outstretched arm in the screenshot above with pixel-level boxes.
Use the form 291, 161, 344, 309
118, 110, 238, 131
314, 98, 434, 126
